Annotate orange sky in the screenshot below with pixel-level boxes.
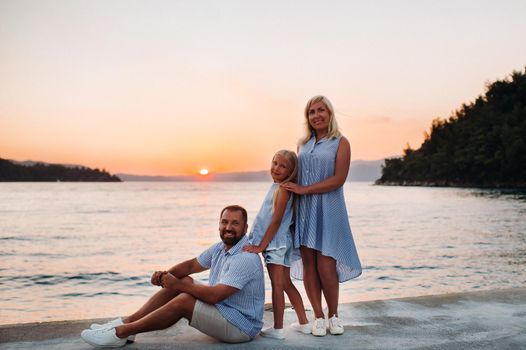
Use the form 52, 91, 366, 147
1, 1, 525, 176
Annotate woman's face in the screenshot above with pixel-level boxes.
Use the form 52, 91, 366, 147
307, 100, 330, 133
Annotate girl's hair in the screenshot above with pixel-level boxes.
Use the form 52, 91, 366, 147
272, 150, 298, 211
299, 95, 342, 145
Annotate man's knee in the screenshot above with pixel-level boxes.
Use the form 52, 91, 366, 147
180, 276, 194, 283
168, 292, 196, 319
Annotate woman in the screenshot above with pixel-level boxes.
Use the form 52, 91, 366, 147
281, 95, 362, 337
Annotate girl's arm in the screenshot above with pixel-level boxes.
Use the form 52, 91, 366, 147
281, 136, 350, 195
243, 187, 290, 253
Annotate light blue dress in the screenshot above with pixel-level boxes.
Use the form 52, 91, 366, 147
290, 135, 362, 282
249, 183, 293, 250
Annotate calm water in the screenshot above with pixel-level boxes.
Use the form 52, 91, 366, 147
1, 182, 525, 325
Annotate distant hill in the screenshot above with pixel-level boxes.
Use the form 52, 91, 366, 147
117, 170, 271, 182
377, 68, 526, 188
118, 159, 384, 182
348, 159, 384, 181
0, 158, 121, 182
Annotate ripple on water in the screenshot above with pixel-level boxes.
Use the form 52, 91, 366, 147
1, 272, 150, 288
392, 265, 439, 270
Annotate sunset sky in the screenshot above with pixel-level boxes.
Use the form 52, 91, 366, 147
1, 0, 525, 176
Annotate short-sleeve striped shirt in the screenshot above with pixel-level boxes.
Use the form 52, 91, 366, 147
197, 235, 265, 338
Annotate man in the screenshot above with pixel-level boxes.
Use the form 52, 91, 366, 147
81, 205, 265, 347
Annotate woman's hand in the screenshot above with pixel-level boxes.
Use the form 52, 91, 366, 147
280, 182, 308, 195
243, 244, 264, 254
151, 270, 168, 286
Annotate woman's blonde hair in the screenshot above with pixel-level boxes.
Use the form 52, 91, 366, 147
299, 95, 342, 145
272, 150, 298, 211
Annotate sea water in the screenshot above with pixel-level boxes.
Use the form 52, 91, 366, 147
1, 182, 525, 324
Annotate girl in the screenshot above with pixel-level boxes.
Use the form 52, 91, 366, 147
281, 96, 362, 337
243, 150, 310, 339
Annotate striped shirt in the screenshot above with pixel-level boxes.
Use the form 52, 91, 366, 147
197, 235, 264, 338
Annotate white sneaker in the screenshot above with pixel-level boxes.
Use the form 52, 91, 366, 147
89, 317, 135, 343
90, 318, 135, 342
290, 322, 311, 334
81, 327, 127, 348
311, 317, 327, 337
90, 317, 123, 330
260, 326, 285, 339
329, 315, 344, 335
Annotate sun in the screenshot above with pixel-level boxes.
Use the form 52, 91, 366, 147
199, 168, 209, 176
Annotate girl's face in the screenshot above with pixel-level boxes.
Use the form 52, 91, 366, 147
307, 100, 330, 133
270, 153, 293, 183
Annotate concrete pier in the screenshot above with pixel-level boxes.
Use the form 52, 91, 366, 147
1, 288, 525, 349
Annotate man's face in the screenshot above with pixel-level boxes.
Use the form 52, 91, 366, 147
219, 209, 247, 247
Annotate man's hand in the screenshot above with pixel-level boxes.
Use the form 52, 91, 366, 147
243, 244, 264, 254
151, 271, 168, 286
160, 272, 180, 290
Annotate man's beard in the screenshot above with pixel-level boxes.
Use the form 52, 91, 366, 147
220, 230, 242, 246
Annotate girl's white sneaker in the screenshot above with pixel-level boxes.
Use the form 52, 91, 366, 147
329, 315, 344, 335
260, 326, 285, 339
290, 322, 311, 334
311, 317, 327, 336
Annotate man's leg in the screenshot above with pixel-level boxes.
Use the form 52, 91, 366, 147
124, 276, 193, 324
189, 300, 252, 343
115, 292, 196, 338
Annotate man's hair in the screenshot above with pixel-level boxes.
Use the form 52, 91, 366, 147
220, 205, 248, 225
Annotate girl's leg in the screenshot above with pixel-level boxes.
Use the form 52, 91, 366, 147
267, 263, 286, 329
300, 246, 324, 319
316, 252, 339, 317
282, 267, 309, 325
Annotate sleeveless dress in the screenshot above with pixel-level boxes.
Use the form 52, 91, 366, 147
249, 183, 294, 250
290, 135, 362, 282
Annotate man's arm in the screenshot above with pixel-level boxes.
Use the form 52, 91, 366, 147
151, 258, 207, 286
168, 258, 206, 278
161, 273, 238, 305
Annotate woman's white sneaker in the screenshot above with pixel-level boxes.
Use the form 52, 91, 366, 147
311, 317, 327, 336
290, 322, 311, 334
89, 318, 135, 342
81, 327, 127, 348
260, 326, 285, 339
329, 315, 344, 335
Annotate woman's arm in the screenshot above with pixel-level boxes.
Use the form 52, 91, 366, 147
243, 187, 290, 253
281, 137, 351, 195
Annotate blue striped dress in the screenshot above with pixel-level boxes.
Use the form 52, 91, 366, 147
248, 183, 293, 250
290, 135, 362, 282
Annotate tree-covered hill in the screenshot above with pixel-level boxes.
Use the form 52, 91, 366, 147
0, 158, 121, 182
377, 68, 526, 188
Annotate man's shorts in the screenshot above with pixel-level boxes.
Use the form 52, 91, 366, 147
189, 300, 251, 343
262, 245, 292, 267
